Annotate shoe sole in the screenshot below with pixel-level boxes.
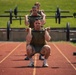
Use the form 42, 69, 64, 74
42, 64, 49, 67
42, 65, 48, 67
27, 65, 34, 67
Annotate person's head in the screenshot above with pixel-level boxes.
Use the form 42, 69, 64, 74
34, 2, 40, 10
32, 6, 38, 15
34, 18, 42, 30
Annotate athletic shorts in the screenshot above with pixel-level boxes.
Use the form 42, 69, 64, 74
31, 45, 44, 53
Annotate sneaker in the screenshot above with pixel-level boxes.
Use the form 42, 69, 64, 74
28, 62, 34, 67
39, 55, 44, 60
24, 56, 29, 60
42, 63, 49, 67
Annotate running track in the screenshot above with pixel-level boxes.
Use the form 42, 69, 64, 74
0, 42, 76, 75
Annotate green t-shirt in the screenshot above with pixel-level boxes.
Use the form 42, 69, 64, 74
30, 29, 47, 46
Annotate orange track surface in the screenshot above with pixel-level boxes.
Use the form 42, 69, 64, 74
0, 42, 76, 75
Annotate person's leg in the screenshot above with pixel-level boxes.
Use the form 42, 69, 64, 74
40, 45, 51, 67
24, 39, 29, 60
39, 54, 44, 60
26, 45, 35, 67
24, 56, 29, 60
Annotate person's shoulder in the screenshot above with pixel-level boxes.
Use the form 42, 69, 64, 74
40, 28, 45, 32
28, 14, 33, 19
29, 13, 32, 16
39, 10, 44, 13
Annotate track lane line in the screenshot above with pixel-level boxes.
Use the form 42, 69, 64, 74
53, 43, 76, 71
0, 43, 22, 64
33, 54, 37, 75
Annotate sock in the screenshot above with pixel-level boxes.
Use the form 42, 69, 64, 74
43, 59, 47, 64
29, 58, 33, 63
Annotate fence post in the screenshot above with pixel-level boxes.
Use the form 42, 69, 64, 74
66, 22, 70, 41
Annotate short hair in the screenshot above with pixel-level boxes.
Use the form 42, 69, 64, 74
35, 18, 40, 21
35, 17, 42, 21
34, 18, 41, 23
32, 6, 37, 9
33, 18, 40, 23
34, 2, 40, 6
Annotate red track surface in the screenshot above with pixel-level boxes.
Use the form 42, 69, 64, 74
0, 42, 76, 75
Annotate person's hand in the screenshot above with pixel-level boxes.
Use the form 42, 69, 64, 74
26, 28, 32, 44
25, 15, 29, 25
26, 28, 32, 33
45, 27, 50, 32
25, 15, 28, 17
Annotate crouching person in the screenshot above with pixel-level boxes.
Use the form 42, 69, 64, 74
26, 18, 51, 67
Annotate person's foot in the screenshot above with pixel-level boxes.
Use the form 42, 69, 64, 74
24, 56, 29, 60
28, 62, 34, 67
42, 62, 49, 67
39, 55, 44, 60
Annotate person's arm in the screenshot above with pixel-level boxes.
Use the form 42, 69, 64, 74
45, 29, 51, 41
41, 11, 46, 25
26, 28, 32, 44
24, 15, 29, 26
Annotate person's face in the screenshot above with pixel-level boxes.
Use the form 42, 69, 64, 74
32, 7, 38, 14
34, 20, 41, 30
35, 4, 40, 10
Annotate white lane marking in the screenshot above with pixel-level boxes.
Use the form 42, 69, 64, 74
0, 43, 22, 64
33, 54, 37, 75
53, 43, 76, 70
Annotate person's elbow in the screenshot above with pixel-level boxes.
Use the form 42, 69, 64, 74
45, 35, 51, 41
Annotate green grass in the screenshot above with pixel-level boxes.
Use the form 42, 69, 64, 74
0, 0, 76, 28
70, 42, 76, 46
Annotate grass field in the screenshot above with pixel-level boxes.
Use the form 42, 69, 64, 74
0, 0, 76, 28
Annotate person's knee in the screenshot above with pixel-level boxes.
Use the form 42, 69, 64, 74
26, 45, 32, 50
26, 45, 32, 53
43, 45, 51, 52
26, 45, 35, 57
41, 45, 51, 55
